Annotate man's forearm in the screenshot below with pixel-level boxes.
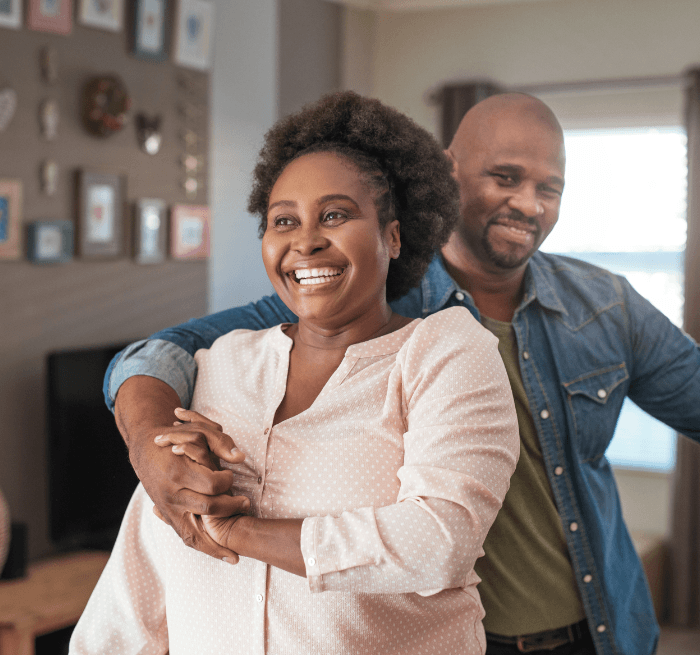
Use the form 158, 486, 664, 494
115, 375, 181, 448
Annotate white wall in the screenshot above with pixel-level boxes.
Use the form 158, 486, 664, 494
341, 0, 700, 536
349, 0, 700, 135
208, 0, 278, 313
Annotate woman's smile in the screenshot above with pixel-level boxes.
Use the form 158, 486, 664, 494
292, 267, 345, 285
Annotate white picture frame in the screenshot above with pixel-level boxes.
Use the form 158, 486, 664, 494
174, 0, 213, 71
78, 0, 123, 32
0, 0, 22, 29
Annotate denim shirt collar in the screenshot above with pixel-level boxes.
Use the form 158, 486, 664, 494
422, 252, 569, 317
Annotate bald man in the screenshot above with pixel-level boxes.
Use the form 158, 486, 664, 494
106, 94, 700, 655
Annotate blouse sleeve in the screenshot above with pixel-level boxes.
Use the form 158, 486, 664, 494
300, 307, 519, 594
69, 485, 169, 655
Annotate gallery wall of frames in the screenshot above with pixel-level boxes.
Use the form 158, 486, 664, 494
0, 0, 216, 560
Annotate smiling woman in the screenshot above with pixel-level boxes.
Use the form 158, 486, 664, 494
71, 92, 520, 655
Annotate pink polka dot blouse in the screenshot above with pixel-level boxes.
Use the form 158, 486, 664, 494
71, 307, 519, 655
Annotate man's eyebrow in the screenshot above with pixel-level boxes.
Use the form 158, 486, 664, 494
490, 164, 565, 188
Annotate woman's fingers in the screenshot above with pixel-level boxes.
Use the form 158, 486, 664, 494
154, 418, 245, 465
174, 407, 221, 429
172, 441, 214, 467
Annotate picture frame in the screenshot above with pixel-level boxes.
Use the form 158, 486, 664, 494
27, 220, 73, 264
133, 198, 166, 264
170, 203, 209, 260
77, 171, 124, 259
27, 0, 72, 35
78, 0, 123, 32
0, 0, 22, 30
0, 179, 22, 260
174, 0, 213, 71
133, 0, 168, 61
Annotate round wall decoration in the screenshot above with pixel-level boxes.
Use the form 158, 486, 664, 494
82, 75, 131, 137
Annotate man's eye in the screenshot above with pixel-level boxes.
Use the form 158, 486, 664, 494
494, 173, 517, 185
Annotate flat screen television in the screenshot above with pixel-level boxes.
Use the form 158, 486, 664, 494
47, 343, 139, 551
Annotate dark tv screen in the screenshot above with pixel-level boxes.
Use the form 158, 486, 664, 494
47, 343, 139, 551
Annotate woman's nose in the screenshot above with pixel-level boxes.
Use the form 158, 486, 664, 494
291, 223, 329, 254
508, 185, 544, 218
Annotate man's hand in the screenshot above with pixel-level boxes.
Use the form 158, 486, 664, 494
115, 376, 249, 562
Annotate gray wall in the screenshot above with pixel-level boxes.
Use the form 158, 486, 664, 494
208, 0, 342, 313
0, 18, 209, 560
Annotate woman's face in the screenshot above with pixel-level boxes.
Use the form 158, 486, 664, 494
262, 152, 400, 328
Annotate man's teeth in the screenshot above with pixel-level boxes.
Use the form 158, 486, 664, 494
294, 268, 343, 285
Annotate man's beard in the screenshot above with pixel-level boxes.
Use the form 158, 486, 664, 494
481, 213, 540, 270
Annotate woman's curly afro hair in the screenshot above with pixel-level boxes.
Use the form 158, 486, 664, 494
248, 91, 460, 302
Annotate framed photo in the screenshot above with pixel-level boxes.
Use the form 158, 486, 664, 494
77, 171, 124, 258
27, 0, 72, 34
170, 203, 209, 260
78, 0, 123, 32
134, 198, 166, 264
27, 220, 73, 264
133, 0, 167, 60
174, 0, 213, 71
0, 179, 22, 260
0, 0, 22, 30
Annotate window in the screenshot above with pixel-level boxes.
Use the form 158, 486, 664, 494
542, 126, 687, 470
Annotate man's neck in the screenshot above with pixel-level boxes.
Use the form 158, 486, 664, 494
441, 241, 528, 323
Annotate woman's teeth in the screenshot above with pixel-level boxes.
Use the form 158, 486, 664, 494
294, 268, 343, 285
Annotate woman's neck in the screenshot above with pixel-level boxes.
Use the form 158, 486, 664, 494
289, 305, 411, 353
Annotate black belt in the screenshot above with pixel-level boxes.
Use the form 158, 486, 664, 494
485, 619, 589, 653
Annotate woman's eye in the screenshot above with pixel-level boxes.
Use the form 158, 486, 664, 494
272, 216, 295, 228
323, 211, 347, 223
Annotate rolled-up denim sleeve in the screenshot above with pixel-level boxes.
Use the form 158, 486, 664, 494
103, 293, 297, 412
106, 339, 197, 411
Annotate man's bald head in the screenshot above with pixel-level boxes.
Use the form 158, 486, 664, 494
443, 93, 566, 276
449, 93, 564, 164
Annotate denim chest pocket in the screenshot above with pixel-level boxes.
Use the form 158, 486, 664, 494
562, 363, 629, 461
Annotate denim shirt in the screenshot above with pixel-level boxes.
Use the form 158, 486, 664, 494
105, 251, 700, 655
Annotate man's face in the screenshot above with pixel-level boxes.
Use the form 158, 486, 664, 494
449, 114, 565, 271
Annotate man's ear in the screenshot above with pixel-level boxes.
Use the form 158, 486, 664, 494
444, 148, 458, 179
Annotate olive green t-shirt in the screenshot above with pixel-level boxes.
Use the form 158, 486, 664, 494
476, 314, 586, 636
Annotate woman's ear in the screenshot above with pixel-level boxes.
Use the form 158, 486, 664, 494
386, 220, 401, 259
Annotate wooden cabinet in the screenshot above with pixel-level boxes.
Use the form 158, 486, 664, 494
0, 551, 109, 655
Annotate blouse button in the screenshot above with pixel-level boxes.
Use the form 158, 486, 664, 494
256, 594, 264, 603
308, 557, 316, 566
540, 409, 550, 420
596, 624, 606, 633
554, 466, 564, 476
455, 292, 465, 301
583, 574, 593, 583
570, 522, 579, 532
522, 351, 530, 360
597, 389, 607, 399
257, 476, 262, 484
264, 427, 269, 435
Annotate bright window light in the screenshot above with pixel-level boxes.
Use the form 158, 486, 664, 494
542, 127, 687, 471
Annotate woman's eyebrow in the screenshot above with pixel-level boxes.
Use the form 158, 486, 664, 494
268, 194, 359, 212
268, 199, 296, 212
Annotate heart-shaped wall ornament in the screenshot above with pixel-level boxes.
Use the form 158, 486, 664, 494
0, 89, 17, 133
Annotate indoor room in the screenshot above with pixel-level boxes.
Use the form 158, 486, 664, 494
0, 0, 698, 653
